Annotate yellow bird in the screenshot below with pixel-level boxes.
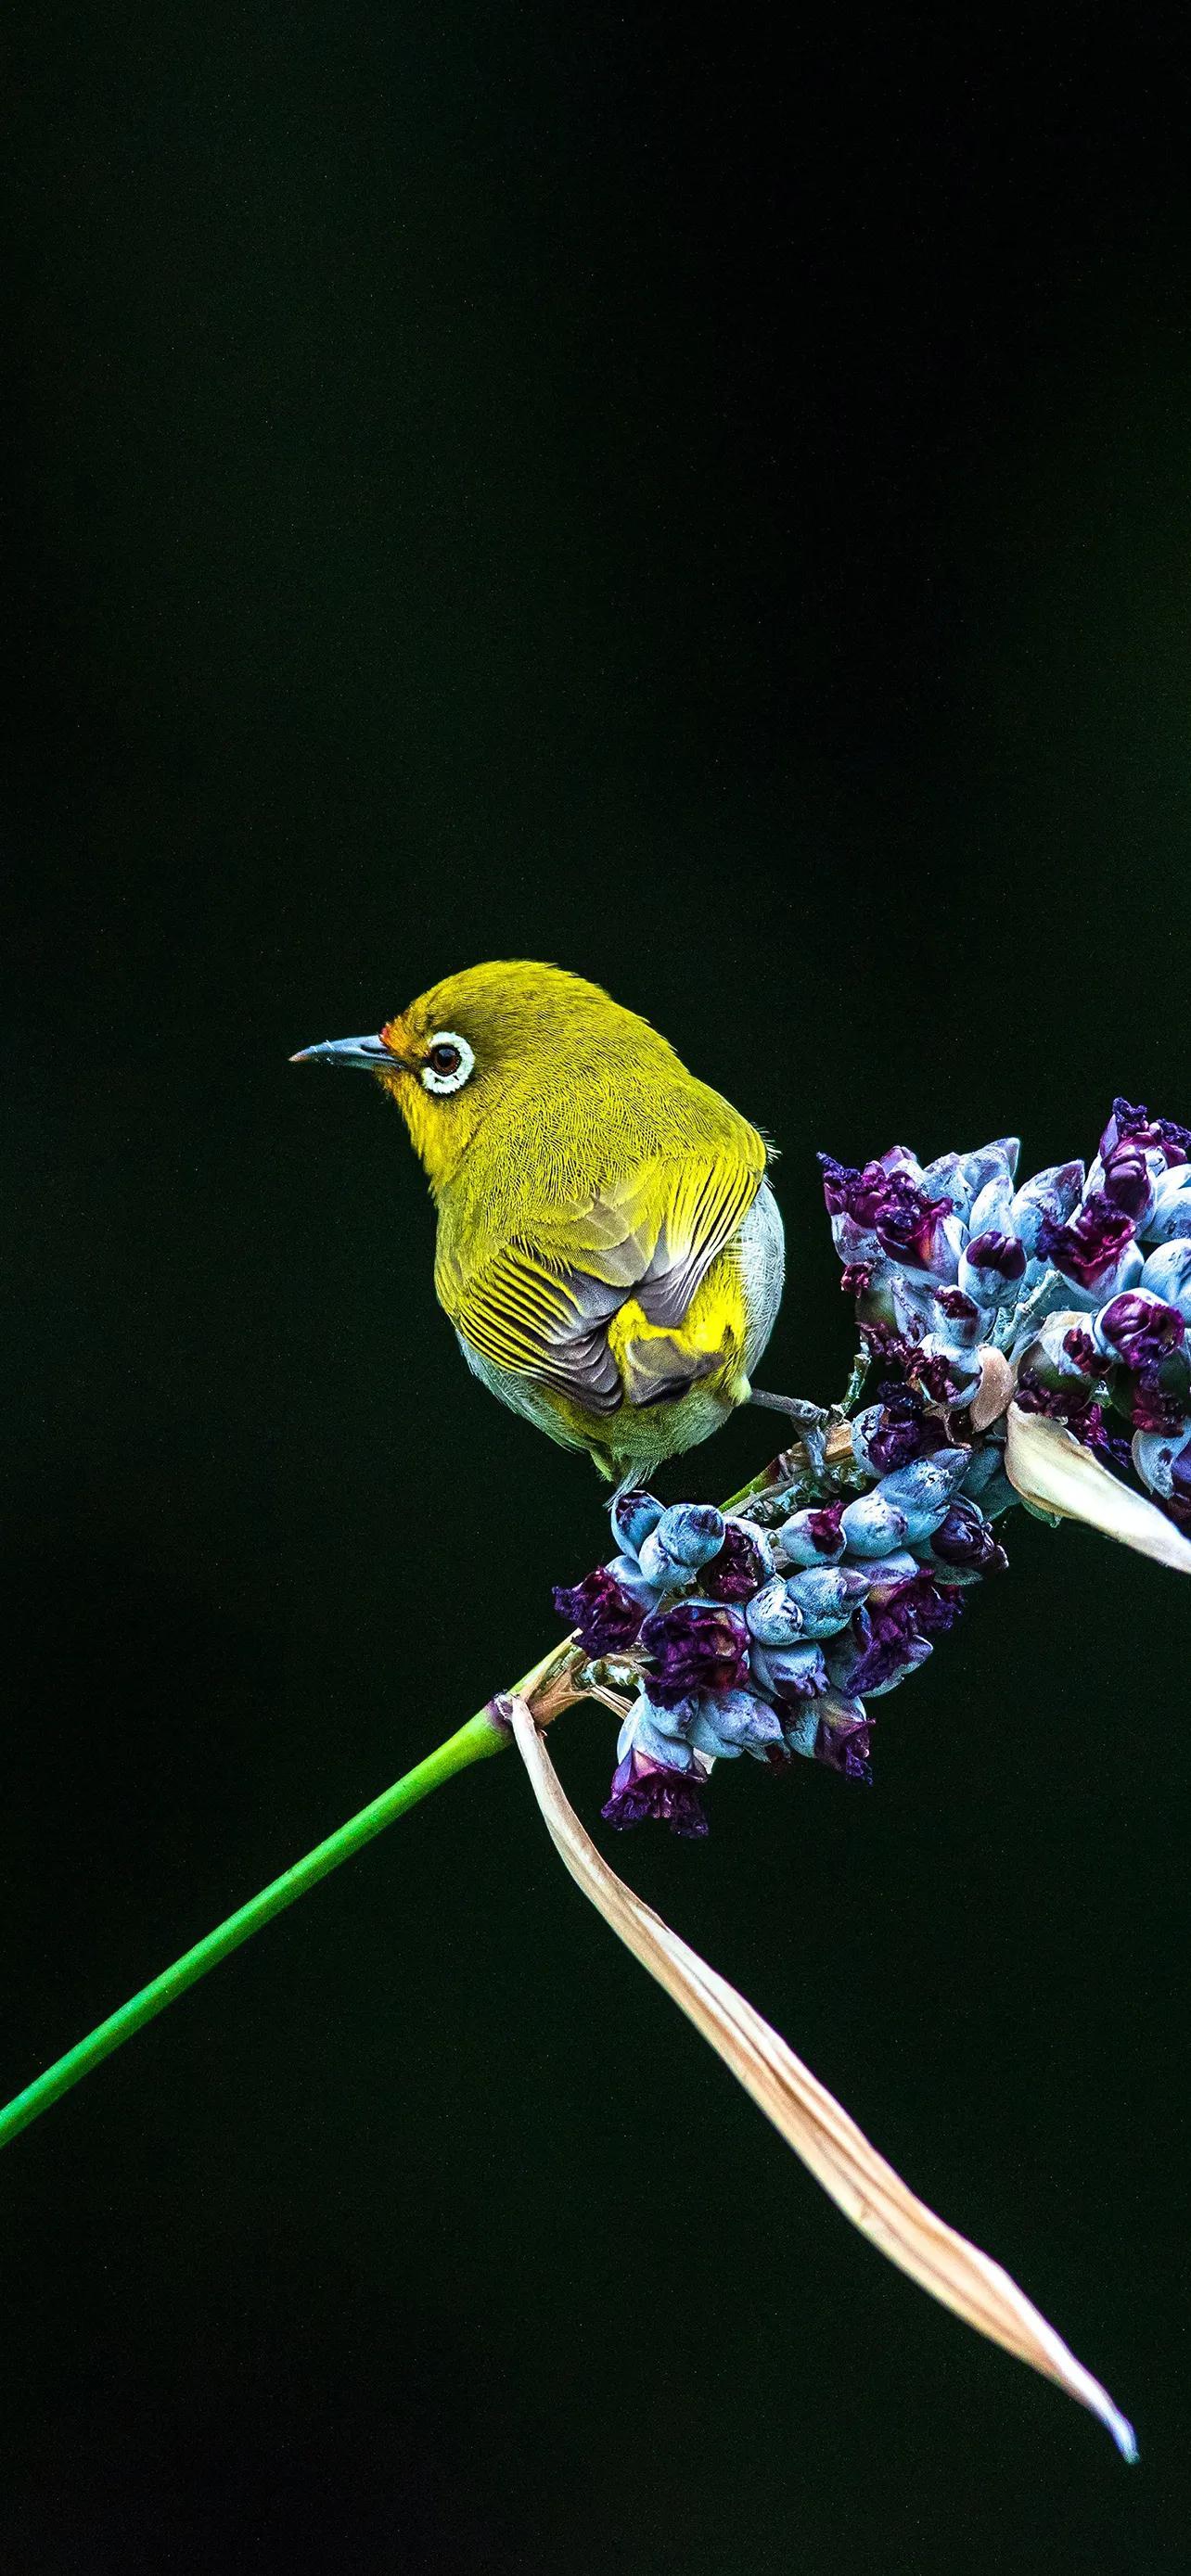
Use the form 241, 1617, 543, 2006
292, 962, 786, 1486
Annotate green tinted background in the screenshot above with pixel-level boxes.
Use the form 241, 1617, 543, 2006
4, 9, 1191, 2570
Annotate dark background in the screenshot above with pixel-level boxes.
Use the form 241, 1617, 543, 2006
4, 8, 1191, 2570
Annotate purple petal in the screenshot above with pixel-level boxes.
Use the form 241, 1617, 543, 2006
702, 1519, 775, 1602
553, 1566, 645, 1653
1038, 1199, 1137, 1291
602, 1749, 710, 1838
639, 1600, 751, 1709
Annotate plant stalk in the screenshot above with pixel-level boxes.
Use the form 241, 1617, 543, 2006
0, 1411, 848, 2154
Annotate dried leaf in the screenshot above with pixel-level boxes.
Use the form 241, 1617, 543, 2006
1005, 1402, 1191, 1575
505, 1697, 1136, 2462
969, 1345, 1017, 1432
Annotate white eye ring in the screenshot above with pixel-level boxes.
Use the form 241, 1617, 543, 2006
420, 1029, 475, 1095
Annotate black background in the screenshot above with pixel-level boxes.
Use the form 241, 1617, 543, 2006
5, 9, 1191, 2570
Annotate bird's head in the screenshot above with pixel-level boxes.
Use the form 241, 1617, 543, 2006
292, 960, 640, 1192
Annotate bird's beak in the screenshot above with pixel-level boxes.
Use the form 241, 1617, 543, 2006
289, 1033, 412, 1075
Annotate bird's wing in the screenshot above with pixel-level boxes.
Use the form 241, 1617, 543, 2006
436, 1141, 766, 1416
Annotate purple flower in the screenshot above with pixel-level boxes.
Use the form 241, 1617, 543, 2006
1100, 1097, 1191, 1171
1038, 1198, 1137, 1291
602, 1748, 710, 1838
852, 1380, 947, 1476
925, 1498, 1008, 1575
873, 1179, 954, 1273
1116, 1374, 1189, 1435
638, 1599, 750, 1709
553, 1565, 645, 1653
1095, 1293, 1185, 1371
818, 1154, 954, 1275
840, 1258, 877, 1297
828, 1571, 962, 1695
1014, 1371, 1091, 1424
1062, 1326, 1100, 1373
1100, 1141, 1158, 1224
702, 1519, 775, 1602
804, 1499, 846, 1554
935, 1286, 983, 1328
963, 1230, 1027, 1282
813, 1701, 874, 1782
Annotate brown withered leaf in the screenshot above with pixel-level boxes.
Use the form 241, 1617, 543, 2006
506, 1698, 1135, 2460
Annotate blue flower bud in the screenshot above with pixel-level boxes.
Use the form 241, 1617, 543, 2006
967, 1173, 1016, 1236
1008, 1161, 1085, 1256
874, 1449, 970, 1541
1140, 1239, 1191, 1320
862, 1639, 934, 1696
607, 1549, 666, 1609
1131, 1421, 1191, 1498
784, 1564, 873, 1633
618, 1692, 698, 1764
687, 1688, 786, 1759
863, 1549, 928, 1591
774, 1504, 847, 1567
748, 1639, 830, 1700
958, 1231, 1027, 1307
744, 1577, 806, 1646
943, 1138, 1020, 1216
610, 1491, 664, 1561
1143, 1163, 1191, 1244
838, 1489, 912, 1557
635, 1524, 683, 1587
652, 1501, 726, 1571
781, 1704, 822, 1760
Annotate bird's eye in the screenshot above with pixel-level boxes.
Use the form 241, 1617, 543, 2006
420, 1030, 475, 1096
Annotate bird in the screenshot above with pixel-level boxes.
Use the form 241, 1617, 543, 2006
292, 962, 787, 1487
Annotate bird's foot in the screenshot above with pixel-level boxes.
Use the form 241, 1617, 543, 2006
748, 1388, 831, 1480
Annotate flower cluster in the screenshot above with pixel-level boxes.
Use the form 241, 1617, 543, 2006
555, 1458, 1005, 1836
824, 1097, 1191, 1530
552, 1096, 1190, 1835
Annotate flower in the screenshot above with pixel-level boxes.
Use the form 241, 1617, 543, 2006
1139, 1240, 1191, 1321
1142, 1163, 1191, 1244
959, 1231, 1028, 1301
686, 1689, 788, 1757
602, 1747, 710, 1838
818, 1154, 955, 1275
851, 1380, 947, 1476
1038, 1198, 1138, 1293
813, 1698, 874, 1781
1095, 1293, 1185, 1371
1099, 1096, 1191, 1170
784, 1564, 873, 1635
638, 1599, 750, 1708
1008, 1161, 1085, 1256
923, 1498, 1007, 1576
637, 1502, 726, 1586
702, 1518, 775, 1601
553, 1565, 646, 1653
609, 1490, 663, 1560
749, 1639, 830, 1701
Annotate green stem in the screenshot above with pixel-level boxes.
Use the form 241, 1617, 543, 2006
0, 1708, 509, 2153
0, 1405, 844, 2156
